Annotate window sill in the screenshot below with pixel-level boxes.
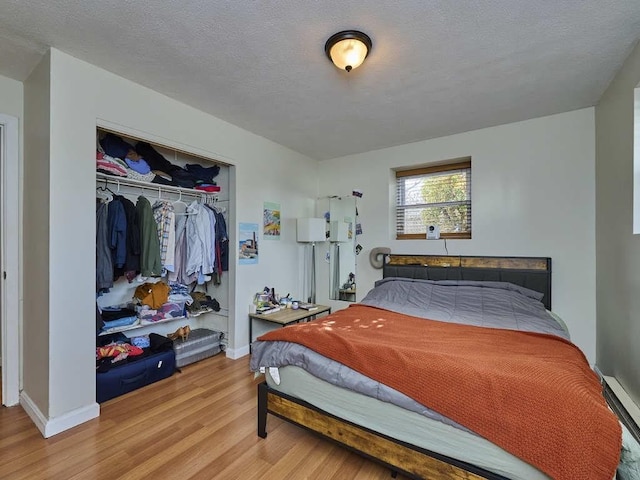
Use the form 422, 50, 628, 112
396, 233, 471, 240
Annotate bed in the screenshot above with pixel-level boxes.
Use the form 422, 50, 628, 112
250, 255, 631, 480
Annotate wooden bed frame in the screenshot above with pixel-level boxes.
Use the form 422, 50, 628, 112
256, 255, 553, 480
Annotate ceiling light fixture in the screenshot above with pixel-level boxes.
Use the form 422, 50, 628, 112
325, 30, 372, 72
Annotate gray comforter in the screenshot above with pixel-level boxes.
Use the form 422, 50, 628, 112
360, 278, 568, 339
250, 278, 569, 432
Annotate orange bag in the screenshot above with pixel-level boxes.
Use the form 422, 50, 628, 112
134, 282, 170, 309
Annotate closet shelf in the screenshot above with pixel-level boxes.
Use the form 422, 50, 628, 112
186, 307, 229, 318
99, 308, 228, 336
99, 315, 187, 336
96, 172, 219, 199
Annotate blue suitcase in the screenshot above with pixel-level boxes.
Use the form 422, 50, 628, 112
96, 348, 176, 403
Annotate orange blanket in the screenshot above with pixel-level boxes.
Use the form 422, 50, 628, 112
258, 304, 621, 480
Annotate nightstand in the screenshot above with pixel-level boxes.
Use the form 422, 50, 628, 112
249, 305, 331, 352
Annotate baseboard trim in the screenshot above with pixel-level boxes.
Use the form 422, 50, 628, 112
225, 345, 249, 359
602, 375, 640, 442
20, 392, 100, 438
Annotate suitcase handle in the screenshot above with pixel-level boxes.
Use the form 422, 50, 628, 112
121, 372, 148, 386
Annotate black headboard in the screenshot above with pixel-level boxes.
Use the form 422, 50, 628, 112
383, 255, 552, 310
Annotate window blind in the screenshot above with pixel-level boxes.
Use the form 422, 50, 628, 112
395, 160, 471, 239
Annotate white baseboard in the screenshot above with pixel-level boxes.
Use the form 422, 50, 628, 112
603, 375, 640, 427
20, 392, 100, 438
226, 345, 249, 360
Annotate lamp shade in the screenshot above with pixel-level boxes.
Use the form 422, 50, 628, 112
297, 218, 326, 243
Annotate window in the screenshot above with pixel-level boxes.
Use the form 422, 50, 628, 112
395, 159, 471, 239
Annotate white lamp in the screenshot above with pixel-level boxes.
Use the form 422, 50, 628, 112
297, 218, 326, 303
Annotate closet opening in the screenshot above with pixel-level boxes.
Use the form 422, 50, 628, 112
94, 126, 233, 401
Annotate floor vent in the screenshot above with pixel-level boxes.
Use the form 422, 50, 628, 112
602, 375, 640, 442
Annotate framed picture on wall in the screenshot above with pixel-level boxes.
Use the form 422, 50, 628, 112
239, 222, 259, 265
263, 201, 281, 240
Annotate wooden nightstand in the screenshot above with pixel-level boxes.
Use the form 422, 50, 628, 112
249, 305, 331, 352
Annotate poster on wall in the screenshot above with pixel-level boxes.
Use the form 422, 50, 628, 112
239, 222, 259, 265
263, 201, 281, 240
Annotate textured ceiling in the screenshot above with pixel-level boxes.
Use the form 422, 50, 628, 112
0, 1, 639, 160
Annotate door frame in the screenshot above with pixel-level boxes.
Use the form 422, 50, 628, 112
0, 114, 20, 406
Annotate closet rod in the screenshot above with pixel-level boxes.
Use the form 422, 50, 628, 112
96, 172, 218, 200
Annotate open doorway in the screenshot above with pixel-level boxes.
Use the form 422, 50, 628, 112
0, 114, 20, 406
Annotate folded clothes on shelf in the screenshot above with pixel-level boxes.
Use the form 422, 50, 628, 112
137, 302, 186, 323
100, 306, 137, 322
101, 315, 138, 330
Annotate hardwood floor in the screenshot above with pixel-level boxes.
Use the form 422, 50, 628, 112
0, 355, 408, 479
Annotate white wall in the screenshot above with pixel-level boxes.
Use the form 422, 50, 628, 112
23, 52, 51, 416
595, 39, 640, 406
0, 74, 23, 120
318, 108, 597, 362
22, 48, 319, 433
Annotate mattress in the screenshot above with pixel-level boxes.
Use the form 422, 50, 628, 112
265, 366, 640, 480
265, 365, 549, 480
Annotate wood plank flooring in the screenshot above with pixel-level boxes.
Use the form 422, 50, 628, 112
0, 355, 408, 479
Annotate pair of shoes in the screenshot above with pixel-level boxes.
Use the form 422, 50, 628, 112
168, 325, 191, 342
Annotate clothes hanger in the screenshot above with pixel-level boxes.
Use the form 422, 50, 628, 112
96, 178, 114, 202
96, 188, 113, 203
173, 190, 189, 208
173, 191, 192, 215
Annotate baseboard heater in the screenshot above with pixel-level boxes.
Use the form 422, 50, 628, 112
602, 375, 640, 442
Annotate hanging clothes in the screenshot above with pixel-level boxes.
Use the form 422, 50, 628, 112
107, 196, 127, 270
213, 207, 229, 272
205, 204, 228, 285
136, 195, 162, 277
204, 204, 217, 278
185, 201, 215, 284
152, 200, 176, 274
168, 213, 198, 285
96, 200, 113, 292
114, 195, 140, 282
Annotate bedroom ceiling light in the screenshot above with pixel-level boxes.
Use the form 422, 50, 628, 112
325, 30, 372, 72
